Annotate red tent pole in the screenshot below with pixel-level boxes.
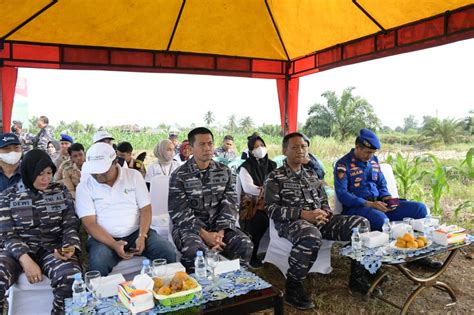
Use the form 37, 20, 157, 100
277, 75, 299, 135
0, 66, 18, 133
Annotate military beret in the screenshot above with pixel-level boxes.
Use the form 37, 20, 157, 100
357, 128, 380, 149
60, 134, 74, 143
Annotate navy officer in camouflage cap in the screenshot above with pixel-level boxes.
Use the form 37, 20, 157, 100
168, 127, 253, 271
0, 149, 82, 313
335, 128, 441, 270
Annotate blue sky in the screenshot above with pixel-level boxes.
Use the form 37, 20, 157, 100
17, 39, 473, 129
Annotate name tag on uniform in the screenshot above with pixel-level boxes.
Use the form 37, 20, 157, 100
283, 183, 300, 190
184, 179, 202, 189
44, 193, 67, 212
10, 199, 33, 208
44, 193, 65, 203
209, 171, 228, 185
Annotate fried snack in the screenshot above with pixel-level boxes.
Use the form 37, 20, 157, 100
153, 277, 164, 292
401, 233, 415, 242
415, 239, 425, 248
182, 278, 198, 291
418, 236, 428, 244
157, 285, 172, 295
395, 239, 407, 248
406, 240, 418, 248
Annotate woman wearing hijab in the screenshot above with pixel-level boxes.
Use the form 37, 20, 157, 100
175, 140, 192, 162
145, 139, 182, 186
238, 136, 276, 268
0, 150, 82, 314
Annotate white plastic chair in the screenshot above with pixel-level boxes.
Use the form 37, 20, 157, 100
149, 175, 173, 243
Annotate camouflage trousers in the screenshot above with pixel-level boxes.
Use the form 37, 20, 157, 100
278, 215, 369, 282
0, 248, 82, 314
172, 228, 253, 272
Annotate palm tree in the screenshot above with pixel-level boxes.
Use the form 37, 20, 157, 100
240, 116, 254, 133
203, 111, 215, 126
421, 117, 463, 144
226, 114, 238, 133
303, 87, 380, 140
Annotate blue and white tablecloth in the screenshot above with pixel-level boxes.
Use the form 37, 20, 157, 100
340, 234, 473, 274
65, 269, 272, 314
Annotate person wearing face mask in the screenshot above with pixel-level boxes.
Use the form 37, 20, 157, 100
0, 149, 82, 314
145, 139, 182, 189
237, 135, 276, 268
0, 133, 23, 192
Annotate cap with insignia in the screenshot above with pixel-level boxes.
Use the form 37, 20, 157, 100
356, 128, 380, 150
0, 133, 21, 148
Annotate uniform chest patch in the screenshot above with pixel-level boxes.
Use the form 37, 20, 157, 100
10, 199, 33, 208
283, 182, 300, 190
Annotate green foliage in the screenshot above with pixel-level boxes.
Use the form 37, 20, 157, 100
403, 115, 419, 132
226, 114, 238, 133
203, 111, 215, 126
386, 153, 428, 199
420, 117, 465, 145
258, 124, 282, 137
239, 116, 254, 133
27, 115, 40, 134
453, 200, 474, 217
424, 154, 451, 216
303, 87, 380, 140
460, 147, 474, 180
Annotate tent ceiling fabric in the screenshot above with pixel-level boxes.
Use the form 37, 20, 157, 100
2, 0, 472, 61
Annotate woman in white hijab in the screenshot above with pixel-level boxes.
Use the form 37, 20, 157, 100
145, 139, 181, 186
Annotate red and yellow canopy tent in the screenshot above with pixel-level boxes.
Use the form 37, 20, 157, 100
1, 0, 473, 133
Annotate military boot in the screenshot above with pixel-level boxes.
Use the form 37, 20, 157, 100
349, 261, 383, 297
285, 279, 315, 310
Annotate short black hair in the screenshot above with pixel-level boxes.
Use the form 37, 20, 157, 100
39, 115, 49, 124
188, 127, 214, 146
68, 143, 85, 155
117, 141, 133, 153
282, 132, 305, 149
223, 135, 234, 142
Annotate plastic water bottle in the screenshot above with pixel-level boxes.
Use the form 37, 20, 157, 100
351, 227, 362, 251
140, 259, 153, 277
382, 218, 391, 239
424, 215, 433, 238
72, 273, 87, 307
194, 251, 207, 279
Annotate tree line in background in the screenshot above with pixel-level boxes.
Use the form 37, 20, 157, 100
25, 87, 472, 147
302, 87, 473, 145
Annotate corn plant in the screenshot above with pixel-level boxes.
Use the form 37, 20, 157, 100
424, 153, 451, 216
453, 200, 474, 217
459, 147, 474, 180
386, 153, 428, 199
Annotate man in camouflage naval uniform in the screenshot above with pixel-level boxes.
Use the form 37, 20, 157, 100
264, 132, 371, 310
0, 150, 82, 314
169, 127, 253, 271
33, 115, 55, 152
12, 120, 34, 153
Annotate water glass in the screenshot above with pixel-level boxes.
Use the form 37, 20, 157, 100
85, 270, 101, 307
152, 258, 167, 278
206, 250, 219, 282
403, 217, 414, 234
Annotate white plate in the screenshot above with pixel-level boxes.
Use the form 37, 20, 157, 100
389, 239, 432, 252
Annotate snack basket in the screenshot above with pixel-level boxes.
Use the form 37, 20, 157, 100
153, 275, 202, 307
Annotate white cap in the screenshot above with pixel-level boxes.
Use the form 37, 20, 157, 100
92, 130, 114, 143
82, 142, 117, 174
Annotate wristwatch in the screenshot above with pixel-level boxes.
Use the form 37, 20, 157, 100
138, 233, 148, 239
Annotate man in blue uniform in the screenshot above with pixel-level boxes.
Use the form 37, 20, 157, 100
335, 128, 441, 269
0, 133, 22, 192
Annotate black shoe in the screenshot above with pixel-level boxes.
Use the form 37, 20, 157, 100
349, 261, 383, 297
412, 257, 442, 270
285, 280, 315, 310
249, 257, 264, 269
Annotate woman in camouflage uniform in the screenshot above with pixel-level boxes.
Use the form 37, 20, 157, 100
0, 150, 82, 314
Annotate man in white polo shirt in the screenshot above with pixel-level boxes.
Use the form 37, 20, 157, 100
75, 143, 176, 276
